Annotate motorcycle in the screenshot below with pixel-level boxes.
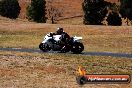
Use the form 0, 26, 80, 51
39, 33, 84, 53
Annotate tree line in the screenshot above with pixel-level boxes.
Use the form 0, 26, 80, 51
83, 0, 132, 25
0, 0, 47, 23
0, 0, 132, 25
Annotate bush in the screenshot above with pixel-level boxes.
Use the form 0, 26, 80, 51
0, 0, 21, 19
27, 0, 47, 23
120, 0, 132, 25
120, 0, 132, 20
106, 12, 122, 26
82, 0, 110, 25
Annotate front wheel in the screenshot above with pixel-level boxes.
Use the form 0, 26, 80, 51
71, 42, 84, 54
39, 43, 50, 52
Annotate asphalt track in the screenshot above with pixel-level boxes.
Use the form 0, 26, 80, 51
0, 47, 132, 58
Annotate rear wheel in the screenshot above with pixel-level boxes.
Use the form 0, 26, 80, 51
39, 43, 50, 52
71, 42, 84, 54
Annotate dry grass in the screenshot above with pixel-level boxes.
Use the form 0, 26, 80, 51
0, 1, 131, 87
0, 51, 132, 88
0, 19, 132, 87
0, 22, 132, 54
18, 0, 118, 19
57, 17, 83, 25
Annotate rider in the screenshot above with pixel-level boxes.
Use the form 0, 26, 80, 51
55, 27, 70, 43
56, 27, 70, 51
49, 27, 70, 51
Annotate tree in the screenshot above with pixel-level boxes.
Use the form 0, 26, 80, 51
46, 0, 63, 24
27, 0, 47, 23
0, 0, 21, 19
106, 11, 122, 26
82, 0, 110, 25
109, 3, 120, 13
106, 3, 122, 26
120, 0, 132, 25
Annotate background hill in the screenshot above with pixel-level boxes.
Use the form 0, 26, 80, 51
18, 0, 119, 19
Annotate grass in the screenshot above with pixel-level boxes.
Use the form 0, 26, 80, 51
0, 24, 132, 54
0, 51, 132, 74
0, 51, 132, 87
57, 17, 83, 25
0, 22, 132, 87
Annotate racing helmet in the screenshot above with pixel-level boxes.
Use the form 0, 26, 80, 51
56, 27, 63, 34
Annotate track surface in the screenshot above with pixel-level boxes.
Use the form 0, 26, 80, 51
0, 47, 132, 58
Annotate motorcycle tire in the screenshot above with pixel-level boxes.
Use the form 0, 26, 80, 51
71, 42, 84, 54
39, 43, 50, 52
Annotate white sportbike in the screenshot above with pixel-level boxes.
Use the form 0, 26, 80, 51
39, 33, 84, 53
